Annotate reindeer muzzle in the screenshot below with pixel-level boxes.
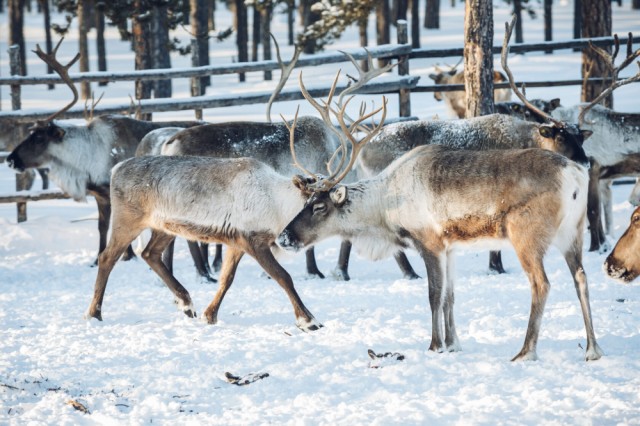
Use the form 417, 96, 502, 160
277, 229, 303, 252
5, 152, 25, 172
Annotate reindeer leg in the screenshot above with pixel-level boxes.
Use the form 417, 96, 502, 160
599, 179, 614, 240
333, 240, 352, 281
510, 251, 549, 362
203, 247, 245, 324
37, 168, 50, 190
394, 251, 420, 279
250, 244, 321, 331
85, 224, 142, 321
489, 251, 506, 274
93, 188, 135, 265
187, 241, 217, 283
421, 248, 446, 353
142, 231, 195, 318
587, 161, 606, 252
305, 246, 325, 279
161, 238, 175, 274
212, 244, 223, 272
563, 242, 603, 361
443, 250, 461, 352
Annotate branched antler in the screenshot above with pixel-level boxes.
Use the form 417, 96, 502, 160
578, 32, 640, 124
266, 34, 303, 122
32, 38, 81, 124
501, 15, 565, 127
84, 92, 104, 122
288, 69, 387, 193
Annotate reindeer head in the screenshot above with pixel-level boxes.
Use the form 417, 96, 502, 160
501, 15, 592, 167
6, 39, 80, 172
429, 62, 461, 101
279, 65, 388, 251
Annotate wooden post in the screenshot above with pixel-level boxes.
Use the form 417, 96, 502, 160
191, 39, 203, 121
396, 20, 411, 117
9, 44, 28, 223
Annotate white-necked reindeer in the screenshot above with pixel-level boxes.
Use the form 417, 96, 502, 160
85, 71, 387, 328
5, 40, 202, 264
278, 44, 603, 361
604, 206, 640, 283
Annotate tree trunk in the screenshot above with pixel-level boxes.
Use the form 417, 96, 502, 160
633, 0, 640, 9
209, 0, 216, 31
424, 0, 440, 29
78, 0, 91, 100
287, 0, 295, 46
261, 3, 273, 81
358, 18, 369, 71
9, 0, 26, 76
544, 0, 552, 54
301, 0, 320, 54
39, 0, 54, 89
152, 2, 172, 97
376, 0, 390, 67
234, 0, 249, 82
410, 0, 420, 48
573, 0, 582, 41
513, 0, 523, 44
252, 6, 260, 62
393, 0, 408, 22
581, 0, 612, 107
464, 0, 494, 117
96, 1, 107, 86
133, 0, 153, 119
191, 0, 211, 88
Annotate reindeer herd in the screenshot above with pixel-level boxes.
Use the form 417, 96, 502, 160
4, 19, 640, 362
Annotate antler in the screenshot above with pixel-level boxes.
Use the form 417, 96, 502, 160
578, 32, 640, 124
501, 15, 565, 127
292, 70, 387, 192
83, 91, 104, 122
336, 48, 396, 108
266, 33, 303, 122
32, 38, 81, 123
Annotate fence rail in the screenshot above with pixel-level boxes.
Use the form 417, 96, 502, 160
1, 29, 638, 222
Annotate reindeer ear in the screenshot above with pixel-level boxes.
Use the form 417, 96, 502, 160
330, 186, 348, 207
511, 104, 521, 112
428, 73, 438, 81
581, 129, 593, 140
292, 174, 315, 195
47, 123, 66, 141
548, 98, 561, 110
538, 125, 553, 139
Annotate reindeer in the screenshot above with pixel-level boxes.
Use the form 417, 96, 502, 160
428, 63, 512, 119
4, 40, 202, 264
494, 98, 561, 123
353, 24, 592, 276
604, 206, 640, 283
84, 70, 386, 327
278, 69, 603, 362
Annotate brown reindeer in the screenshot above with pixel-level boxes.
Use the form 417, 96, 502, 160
5, 40, 202, 264
84, 70, 387, 328
604, 206, 640, 283
428, 64, 512, 119
278, 67, 603, 362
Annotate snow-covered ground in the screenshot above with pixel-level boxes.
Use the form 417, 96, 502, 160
1, 2, 640, 425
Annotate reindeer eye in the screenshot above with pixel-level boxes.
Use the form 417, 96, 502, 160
556, 134, 565, 143
633, 215, 640, 223
312, 203, 327, 215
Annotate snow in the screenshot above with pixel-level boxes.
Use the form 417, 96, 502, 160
2, 2, 640, 425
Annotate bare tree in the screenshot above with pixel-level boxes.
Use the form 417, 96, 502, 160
261, 1, 273, 80
410, 0, 419, 47
78, 0, 91, 99
152, 1, 172, 97
191, 0, 211, 88
95, 1, 107, 85
544, 0, 552, 53
464, 0, 501, 272
234, 0, 249, 81
132, 0, 152, 118
376, 0, 390, 67
9, 0, 26, 75
424, 0, 440, 29
581, 0, 612, 107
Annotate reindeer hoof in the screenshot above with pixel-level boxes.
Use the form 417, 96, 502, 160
203, 311, 217, 325
404, 271, 421, 280
586, 343, 604, 361
511, 350, 538, 362
331, 267, 350, 281
84, 309, 103, 321
297, 317, 323, 332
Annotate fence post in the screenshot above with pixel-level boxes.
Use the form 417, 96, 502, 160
9, 45, 29, 223
190, 39, 203, 121
396, 20, 411, 117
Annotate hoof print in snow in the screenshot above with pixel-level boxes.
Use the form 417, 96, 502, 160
224, 371, 269, 386
367, 349, 405, 369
